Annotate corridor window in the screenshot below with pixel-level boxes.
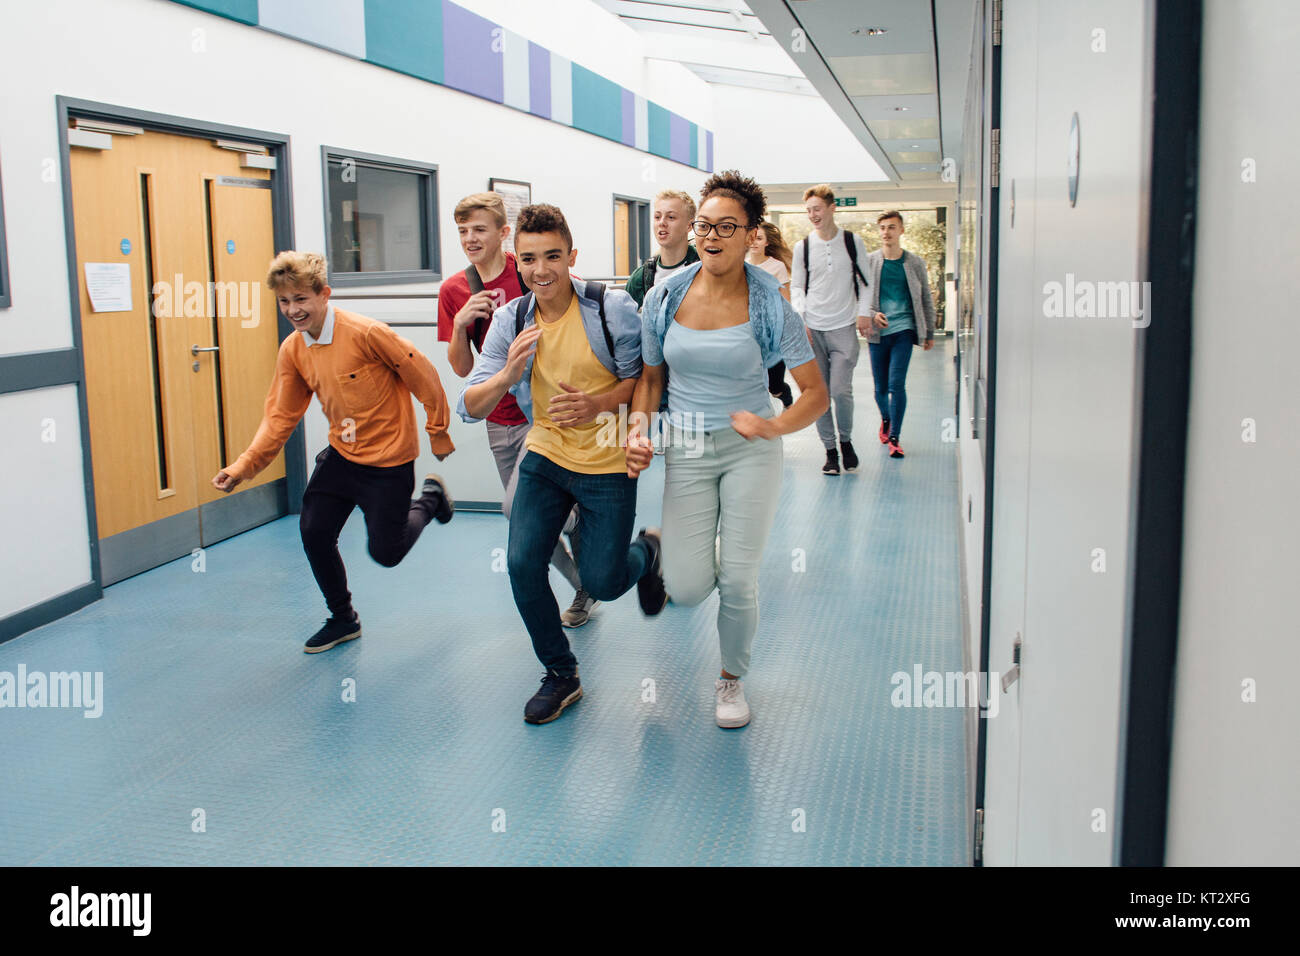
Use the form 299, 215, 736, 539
322, 148, 439, 286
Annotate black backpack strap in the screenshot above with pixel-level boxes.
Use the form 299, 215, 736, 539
514, 263, 527, 293
643, 256, 657, 294
464, 265, 484, 294
802, 238, 810, 295
844, 229, 869, 300
586, 281, 615, 362
462, 266, 488, 352
514, 293, 532, 336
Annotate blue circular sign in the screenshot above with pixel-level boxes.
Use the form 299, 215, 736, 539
120, 238, 131, 255
226, 239, 236, 255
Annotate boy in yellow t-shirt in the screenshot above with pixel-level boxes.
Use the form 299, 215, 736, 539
458, 204, 666, 724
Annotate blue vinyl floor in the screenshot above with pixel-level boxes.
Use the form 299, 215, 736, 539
1, 338, 968, 866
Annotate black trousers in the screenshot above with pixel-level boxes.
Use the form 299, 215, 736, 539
299, 446, 432, 618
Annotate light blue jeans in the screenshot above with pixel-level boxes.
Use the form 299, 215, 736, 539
662, 426, 783, 678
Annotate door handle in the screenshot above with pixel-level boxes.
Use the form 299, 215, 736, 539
191, 345, 219, 355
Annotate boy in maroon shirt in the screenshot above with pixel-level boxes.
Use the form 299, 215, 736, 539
438, 193, 590, 626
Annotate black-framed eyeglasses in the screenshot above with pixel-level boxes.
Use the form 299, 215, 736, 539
690, 219, 743, 239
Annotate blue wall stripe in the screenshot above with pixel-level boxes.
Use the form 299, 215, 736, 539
571, 63, 623, 144
363, 0, 443, 84
172, 0, 258, 25
647, 102, 671, 160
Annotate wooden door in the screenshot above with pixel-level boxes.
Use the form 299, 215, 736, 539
614, 199, 630, 277
69, 125, 285, 582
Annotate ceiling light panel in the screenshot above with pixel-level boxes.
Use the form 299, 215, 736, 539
828, 53, 936, 96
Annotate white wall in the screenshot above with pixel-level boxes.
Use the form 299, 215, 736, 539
711, 84, 886, 184
1166, 0, 1300, 866
0, 387, 92, 618
0, 0, 712, 627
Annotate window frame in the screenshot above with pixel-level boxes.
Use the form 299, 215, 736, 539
612, 194, 650, 277
320, 146, 440, 287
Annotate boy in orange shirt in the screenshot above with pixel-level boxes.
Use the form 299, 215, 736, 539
212, 251, 456, 653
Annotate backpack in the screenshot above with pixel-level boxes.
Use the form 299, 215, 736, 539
802, 229, 870, 299
514, 281, 616, 360
640, 255, 658, 297
465, 260, 527, 353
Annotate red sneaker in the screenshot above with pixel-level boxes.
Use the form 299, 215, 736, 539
879, 420, 891, 444
888, 438, 905, 459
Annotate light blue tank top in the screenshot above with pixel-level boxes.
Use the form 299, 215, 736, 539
661, 321, 773, 433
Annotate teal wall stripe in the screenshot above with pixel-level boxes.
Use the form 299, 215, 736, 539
689, 124, 699, 169
172, 0, 257, 24
647, 102, 671, 159
364, 0, 443, 84
570, 63, 623, 144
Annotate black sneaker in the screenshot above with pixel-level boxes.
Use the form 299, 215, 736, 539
822, 449, 840, 476
524, 669, 583, 724
419, 473, 455, 524
304, 613, 361, 654
635, 527, 668, 615
840, 441, 859, 472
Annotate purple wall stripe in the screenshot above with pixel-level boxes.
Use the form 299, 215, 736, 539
528, 40, 551, 118
441, 0, 503, 103
669, 113, 690, 166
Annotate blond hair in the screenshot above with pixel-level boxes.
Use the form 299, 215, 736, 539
803, 183, 835, 204
266, 251, 327, 292
454, 192, 508, 227
655, 189, 696, 218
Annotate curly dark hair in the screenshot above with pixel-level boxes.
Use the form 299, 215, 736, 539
699, 170, 766, 228
515, 203, 573, 250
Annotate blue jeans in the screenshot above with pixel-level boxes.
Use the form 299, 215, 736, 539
507, 451, 650, 676
868, 329, 917, 439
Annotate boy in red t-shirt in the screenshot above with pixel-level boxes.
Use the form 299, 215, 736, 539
438, 193, 591, 626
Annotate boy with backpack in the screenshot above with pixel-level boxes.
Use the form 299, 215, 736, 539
623, 189, 700, 308
438, 192, 591, 627
457, 204, 666, 724
790, 184, 887, 476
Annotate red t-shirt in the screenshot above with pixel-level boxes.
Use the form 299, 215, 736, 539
437, 253, 528, 425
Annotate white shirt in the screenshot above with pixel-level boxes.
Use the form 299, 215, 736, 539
651, 251, 694, 289
791, 228, 872, 332
300, 303, 336, 346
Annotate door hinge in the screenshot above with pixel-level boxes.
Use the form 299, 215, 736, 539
974, 808, 985, 862
992, 0, 1002, 46
990, 128, 1000, 188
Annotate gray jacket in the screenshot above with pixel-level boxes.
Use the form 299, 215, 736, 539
864, 249, 936, 345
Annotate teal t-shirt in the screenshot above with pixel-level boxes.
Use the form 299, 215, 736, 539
879, 253, 915, 337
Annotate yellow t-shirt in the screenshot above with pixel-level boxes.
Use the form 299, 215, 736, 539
526, 293, 626, 474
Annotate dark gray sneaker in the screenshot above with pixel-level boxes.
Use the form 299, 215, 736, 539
419, 473, 454, 524
524, 669, 583, 724
304, 614, 361, 654
560, 588, 598, 628
636, 527, 668, 615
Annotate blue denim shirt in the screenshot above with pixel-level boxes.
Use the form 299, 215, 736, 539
456, 276, 644, 424
641, 260, 815, 373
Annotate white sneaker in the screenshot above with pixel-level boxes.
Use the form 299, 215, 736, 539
715, 678, 751, 728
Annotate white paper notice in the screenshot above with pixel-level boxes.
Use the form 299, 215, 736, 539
84, 263, 133, 313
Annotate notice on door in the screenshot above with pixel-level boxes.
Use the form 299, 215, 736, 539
84, 262, 133, 313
